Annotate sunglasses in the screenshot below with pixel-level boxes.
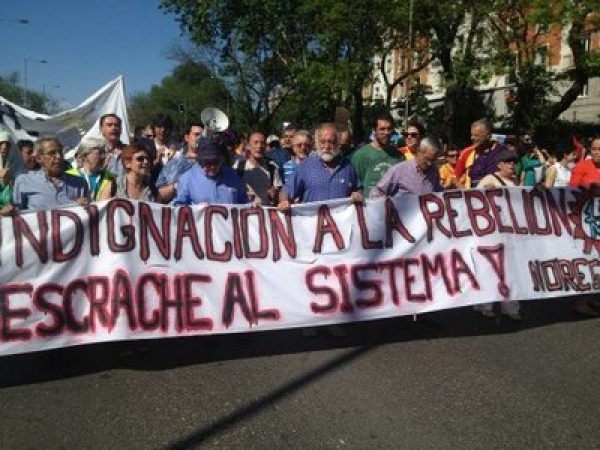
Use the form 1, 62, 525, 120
446, 153, 458, 158
403, 132, 420, 138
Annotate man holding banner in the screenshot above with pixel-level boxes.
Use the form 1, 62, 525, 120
13, 136, 90, 210
173, 139, 249, 206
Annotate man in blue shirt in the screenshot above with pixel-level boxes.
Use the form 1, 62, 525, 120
278, 123, 362, 210
277, 122, 361, 338
156, 122, 204, 203
173, 140, 249, 206
13, 136, 90, 211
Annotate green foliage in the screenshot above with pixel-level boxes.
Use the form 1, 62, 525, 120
0, 71, 59, 114
0, 72, 23, 104
160, 0, 403, 138
158, 0, 599, 142
128, 60, 232, 137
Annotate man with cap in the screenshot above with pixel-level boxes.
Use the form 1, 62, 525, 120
476, 148, 519, 189
473, 148, 522, 321
265, 133, 290, 181
173, 140, 249, 206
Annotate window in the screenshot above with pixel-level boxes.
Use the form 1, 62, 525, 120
582, 34, 591, 54
578, 80, 589, 98
535, 23, 549, 35
535, 45, 550, 67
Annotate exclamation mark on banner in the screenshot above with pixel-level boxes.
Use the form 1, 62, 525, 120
477, 244, 509, 298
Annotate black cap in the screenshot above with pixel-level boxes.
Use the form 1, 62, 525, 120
498, 149, 518, 163
197, 139, 225, 162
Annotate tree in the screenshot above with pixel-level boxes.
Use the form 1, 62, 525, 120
489, 0, 600, 132
417, 0, 499, 146
128, 60, 232, 137
0, 71, 53, 113
160, 0, 404, 139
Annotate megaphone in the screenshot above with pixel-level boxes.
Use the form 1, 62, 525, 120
200, 107, 229, 137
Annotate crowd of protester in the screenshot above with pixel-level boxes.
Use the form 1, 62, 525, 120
1, 111, 600, 324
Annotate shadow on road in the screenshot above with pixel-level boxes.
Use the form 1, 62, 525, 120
0, 295, 594, 390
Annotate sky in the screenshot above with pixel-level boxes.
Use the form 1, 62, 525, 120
1, 0, 188, 109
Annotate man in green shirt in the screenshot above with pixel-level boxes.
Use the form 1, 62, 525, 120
351, 111, 404, 197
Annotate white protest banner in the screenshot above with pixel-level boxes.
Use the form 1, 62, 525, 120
0, 75, 129, 153
1, 187, 599, 356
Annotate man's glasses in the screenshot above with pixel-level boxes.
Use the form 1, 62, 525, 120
403, 132, 420, 138
446, 153, 458, 158
134, 155, 149, 162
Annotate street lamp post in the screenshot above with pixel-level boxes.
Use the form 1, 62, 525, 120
403, 0, 414, 129
43, 84, 60, 97
23, 58, 48, 108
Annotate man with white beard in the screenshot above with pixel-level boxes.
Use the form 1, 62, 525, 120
278, 122, 362, 209
278, 123, 361, 338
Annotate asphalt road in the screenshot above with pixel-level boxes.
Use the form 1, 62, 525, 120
1, 296, 599, 449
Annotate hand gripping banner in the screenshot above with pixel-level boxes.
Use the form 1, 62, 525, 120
1, 187, 599, 356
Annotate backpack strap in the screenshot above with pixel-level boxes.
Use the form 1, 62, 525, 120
492, 174, 507, 186
236, 160, 246, 178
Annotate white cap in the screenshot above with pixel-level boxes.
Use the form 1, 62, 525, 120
266, 134, 280, 145
0, 131, 12, 143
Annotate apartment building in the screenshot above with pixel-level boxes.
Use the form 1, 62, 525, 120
366, 13, 600, 125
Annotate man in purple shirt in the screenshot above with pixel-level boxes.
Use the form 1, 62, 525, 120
370, 137, 443, 198
278, 122, 362, 209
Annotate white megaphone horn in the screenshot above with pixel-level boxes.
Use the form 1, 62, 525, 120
200, 107, 229, 138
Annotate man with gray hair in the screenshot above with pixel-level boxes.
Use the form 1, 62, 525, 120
370, 136, 442, 198
13, 136, 89, 210
454, 118, 504, 188
278, 122, 362, 209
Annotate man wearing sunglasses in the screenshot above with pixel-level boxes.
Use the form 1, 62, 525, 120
173, 140, 248, 206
